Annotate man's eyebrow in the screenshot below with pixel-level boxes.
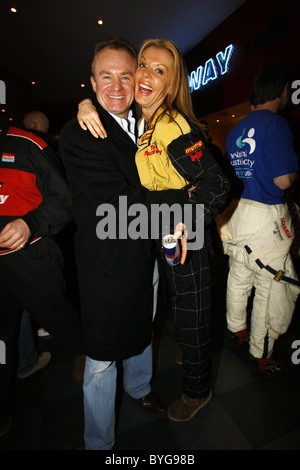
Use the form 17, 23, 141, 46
98, 70, 112, 76
98, 70, 134, 76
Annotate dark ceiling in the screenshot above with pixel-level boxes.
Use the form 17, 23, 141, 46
0, 0, 246, 104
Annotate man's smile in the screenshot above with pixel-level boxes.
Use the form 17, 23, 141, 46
108, 94, 126, 99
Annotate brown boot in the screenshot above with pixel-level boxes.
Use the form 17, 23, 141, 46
167, 390, 213, 422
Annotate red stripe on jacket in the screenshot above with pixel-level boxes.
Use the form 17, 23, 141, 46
7, 127, 47, 150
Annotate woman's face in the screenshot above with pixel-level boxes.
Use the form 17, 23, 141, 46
135, 46, 174, 120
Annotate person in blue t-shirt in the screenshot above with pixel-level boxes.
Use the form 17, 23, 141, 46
219, 63, 300, 374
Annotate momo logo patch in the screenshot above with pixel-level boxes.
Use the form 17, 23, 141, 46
185, 140, 204, 155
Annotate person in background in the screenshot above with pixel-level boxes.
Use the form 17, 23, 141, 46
23, 110, 83, 381
17, 111, 61, 380
23, 110, 50, 134
23, 110, 60, 157
0, 124, 80, 438
219, 62, 300, 374
77, 38, 229, 423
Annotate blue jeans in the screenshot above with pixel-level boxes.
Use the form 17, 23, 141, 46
83, 261, 159, 450
83, 343, 153, 450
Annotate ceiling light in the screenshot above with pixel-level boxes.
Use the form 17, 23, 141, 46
98, 19, 103, 25
80, 83, 85, 88
10, 4, 17, 13
31, 81, 36, 85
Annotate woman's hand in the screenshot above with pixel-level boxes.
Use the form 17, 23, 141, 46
78, 99, 107, 139
172, 222, 188, 264
188, 185, 196, 198
0, 219, 31, 250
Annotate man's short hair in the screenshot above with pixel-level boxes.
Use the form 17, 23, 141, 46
23, 111, 49, 133
91, 36, 137, 77
253, 62, 292, 106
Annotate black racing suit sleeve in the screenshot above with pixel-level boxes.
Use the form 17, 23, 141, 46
22, 143, 73, 237
167, 125, 231, 227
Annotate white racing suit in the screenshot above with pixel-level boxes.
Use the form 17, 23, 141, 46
220, 198, 300, 359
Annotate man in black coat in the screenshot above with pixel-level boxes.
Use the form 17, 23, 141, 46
59, 37, 189, 450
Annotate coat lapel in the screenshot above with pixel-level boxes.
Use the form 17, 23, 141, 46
93, 99, 141, 187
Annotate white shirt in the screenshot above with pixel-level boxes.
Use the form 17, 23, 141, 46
109, 109, 136, 143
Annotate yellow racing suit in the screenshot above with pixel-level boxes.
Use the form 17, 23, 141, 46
135, 108, 230, 398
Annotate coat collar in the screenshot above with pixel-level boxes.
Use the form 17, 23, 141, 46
92, 96, 137, 148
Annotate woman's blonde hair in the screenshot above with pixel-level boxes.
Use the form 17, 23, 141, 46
138, 38, 205, 132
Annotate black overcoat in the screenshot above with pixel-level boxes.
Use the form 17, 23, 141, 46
60, 102, 188, 361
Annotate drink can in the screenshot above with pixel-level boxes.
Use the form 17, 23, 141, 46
162, 234, 181, 266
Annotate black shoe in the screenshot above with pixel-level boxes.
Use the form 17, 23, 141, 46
139, 391, 166, 414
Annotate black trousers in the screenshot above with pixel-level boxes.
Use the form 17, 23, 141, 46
0, 237, 80, 424
158, 243, 212, 399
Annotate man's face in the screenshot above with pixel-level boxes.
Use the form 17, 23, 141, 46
91, 47, 136, 119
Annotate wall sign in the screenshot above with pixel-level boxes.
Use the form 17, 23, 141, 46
188, 44, 234, 93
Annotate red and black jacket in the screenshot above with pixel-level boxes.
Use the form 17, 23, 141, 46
0, 126, 73, 242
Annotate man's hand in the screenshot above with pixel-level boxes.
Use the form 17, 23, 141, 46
172, 222, 188, 264
78, 99, 107, 139
0, 219, 31, 250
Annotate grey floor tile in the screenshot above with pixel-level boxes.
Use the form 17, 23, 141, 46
218, 380, 300, 449
212, 348, 258, 394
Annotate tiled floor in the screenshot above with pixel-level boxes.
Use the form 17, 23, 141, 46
1, 253, 300, 451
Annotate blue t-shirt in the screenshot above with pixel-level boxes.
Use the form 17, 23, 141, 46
226, 110, 298, 204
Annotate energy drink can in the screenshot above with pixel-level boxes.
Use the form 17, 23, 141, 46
162, 234, 181, 266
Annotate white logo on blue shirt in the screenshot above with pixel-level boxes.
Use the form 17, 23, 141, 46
236, 128, 256, 154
